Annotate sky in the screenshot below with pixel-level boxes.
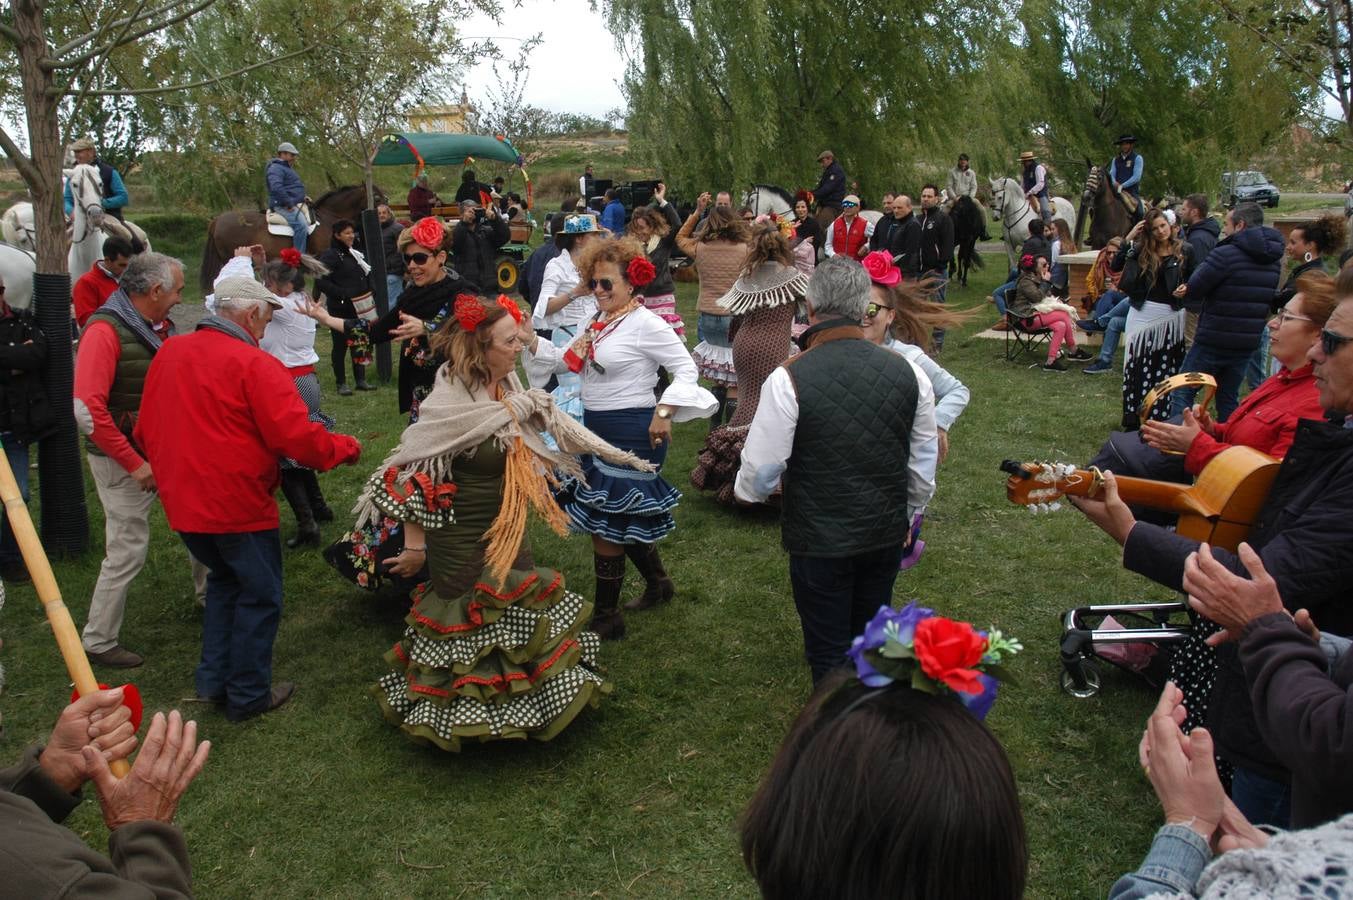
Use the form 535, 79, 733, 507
457, 0, 629, 120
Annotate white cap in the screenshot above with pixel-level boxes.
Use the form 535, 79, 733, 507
277, 142, 300, 156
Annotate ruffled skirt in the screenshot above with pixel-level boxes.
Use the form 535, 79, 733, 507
642, 292, 686, 338
1123, 302, 1186, 424
556, 407, 679, 544
689, 424, 749, 505
692, 313, 736, 386
373, 566, 610, 751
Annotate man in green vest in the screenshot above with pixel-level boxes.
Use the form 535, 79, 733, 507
74, 252, 187, 668
734, 256, 940, 685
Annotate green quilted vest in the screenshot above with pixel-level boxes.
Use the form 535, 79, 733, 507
84, 309, 156, 458
780, 326, 919, 557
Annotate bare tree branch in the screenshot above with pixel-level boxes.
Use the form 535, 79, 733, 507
49, 0, 217, 71
64, 0, 150, 125
1210, 0, 1346, 108
0, 124, 39, 185
49, 0, 202, 59
54, 44, 314, 96
0, 22, 21, 45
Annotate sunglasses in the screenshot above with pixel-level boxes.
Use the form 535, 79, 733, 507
402, 251, 434, 265
589, 278, 615, 292
864, 302, 892, 318
1321, 328, 1353, 357
842, 202, 858, 209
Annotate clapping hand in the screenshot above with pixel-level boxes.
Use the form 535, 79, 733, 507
1141, 408, 1204, 455
1183, 542, 1284, 646
84, 710, 210, 830
1139, 682, 1225, 841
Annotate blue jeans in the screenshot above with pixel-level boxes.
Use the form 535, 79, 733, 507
1230, 766, 1291, 829
180, 529, 285, 716
385, 274, 403, 309
1095, 294, 1131, 364
276, 207, 307, 253
993, 270, 1018, 315
1094, 288, 1127, 320
925, 270, 949, 350
1169, 342, 1254, 421
0, 436, 28, 566
789, 544, 905, 684
1245, 327, 1273, 391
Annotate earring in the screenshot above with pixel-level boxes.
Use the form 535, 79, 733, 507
1304, 252, 1314, 262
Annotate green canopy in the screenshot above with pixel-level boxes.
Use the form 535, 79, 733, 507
373, 132, 523, 169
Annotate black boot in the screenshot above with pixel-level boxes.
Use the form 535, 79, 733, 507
300, 469, 333, 522
354, 365, 376, 391
591, 553, 627, 640
280, 470, 321, 549
710, 385, 727, 433
722, 397, 739, 427
623, 543, 675, 611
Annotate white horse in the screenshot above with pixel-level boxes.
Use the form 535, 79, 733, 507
988, 176, 1077, 268
66, 163, 108, 277
0, 244, 37, 311
1, 201, 37, 252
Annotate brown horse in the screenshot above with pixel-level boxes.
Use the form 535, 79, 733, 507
199, 185, 383, 290
1080, 165, 1136, 250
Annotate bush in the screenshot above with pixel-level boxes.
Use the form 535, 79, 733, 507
133, 213, 211, 260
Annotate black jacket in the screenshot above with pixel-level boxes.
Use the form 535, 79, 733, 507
1123, 418, 1353, 779
1182, 217, 1220, 265
814, 161, 847, 207
1111, 239, 1195, 309
870, 214, 901, 253
1274, 257, 1327, 313
380, 220, 405, 276
918, 207, 954, 273
892, 213, 923, 276
316, 244, 371, 317
450, 216, 511, 292
641, 202, 684, 298
0, 309, 52, 443
1186, 225, 1284, 351
796, 215, 823, 255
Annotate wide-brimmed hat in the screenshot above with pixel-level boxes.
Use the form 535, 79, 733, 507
69, 137, 95, 152
1018, 151, 1037, 162
277, 141, 300, 155
563, 214, 602, 235
216, 276, 284, 308
817, 150, 834, 161
1116, 134, 1137, 145
842, 194, 861, 207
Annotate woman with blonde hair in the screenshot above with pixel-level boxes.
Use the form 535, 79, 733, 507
1111, 208, 1195, 428
523, 237, 716, 638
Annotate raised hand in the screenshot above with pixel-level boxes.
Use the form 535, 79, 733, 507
84, 710, 210, 830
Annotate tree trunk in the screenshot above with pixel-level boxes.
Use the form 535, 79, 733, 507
15, 0, 90, 555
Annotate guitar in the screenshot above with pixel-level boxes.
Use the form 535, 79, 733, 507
1001, 445, 1281, 552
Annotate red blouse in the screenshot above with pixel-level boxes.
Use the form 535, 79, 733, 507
1184, 364, 1324, 475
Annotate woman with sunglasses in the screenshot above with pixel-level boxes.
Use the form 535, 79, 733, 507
1010, 253, 1090, 371
522, 237, 717, 640
691, 222, 808, 504
306, 217, 477, 423
859, 252, 971, 464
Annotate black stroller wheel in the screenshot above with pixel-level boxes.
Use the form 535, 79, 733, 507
1061, 663, 1101, 698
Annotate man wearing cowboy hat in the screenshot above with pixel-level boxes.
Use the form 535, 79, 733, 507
812, 150, 848, 229
1020, 151, 1052, 223
265, 142, 309, 253
1109, 134, 1145, 223
63, 138, 131, 225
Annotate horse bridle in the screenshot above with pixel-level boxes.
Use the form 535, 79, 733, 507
70, 168, 104, 244
995, 180, 1034, 232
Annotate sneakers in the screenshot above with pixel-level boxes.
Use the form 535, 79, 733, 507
336, 383, 353, 397
1077, 318, 1106, 333
87, 645, 144, 668
225, 682, 296, 723
355, 380, 377, 391
1066, 348, 1093, 361
1042, 358, 1068, 372
1083, 360, 1112, 374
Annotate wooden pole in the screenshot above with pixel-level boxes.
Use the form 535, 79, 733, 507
0, 440, 128, 777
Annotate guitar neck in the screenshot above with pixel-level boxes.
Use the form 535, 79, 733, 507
1065, 470, 1211, 518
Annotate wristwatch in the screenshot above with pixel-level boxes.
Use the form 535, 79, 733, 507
656, 406, 673, 420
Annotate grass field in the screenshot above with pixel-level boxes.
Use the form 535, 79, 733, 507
1, 237, 1190, 898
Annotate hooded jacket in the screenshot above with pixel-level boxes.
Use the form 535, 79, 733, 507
1185, 224, 1284, 351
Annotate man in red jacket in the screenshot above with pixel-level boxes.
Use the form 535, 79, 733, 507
72, 236, 133, 328
135, 276, 362, 723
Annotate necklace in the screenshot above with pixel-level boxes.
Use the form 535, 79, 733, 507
582, 299, 641, 374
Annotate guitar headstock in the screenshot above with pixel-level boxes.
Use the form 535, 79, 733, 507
1000, 460, 1100, 512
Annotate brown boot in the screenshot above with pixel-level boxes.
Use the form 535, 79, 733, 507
591, 552, 627, 640
623, 543, 675, 611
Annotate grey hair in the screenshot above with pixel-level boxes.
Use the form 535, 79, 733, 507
1230, 202, 1264, 229
119, 252, 182, 296
806, 256, 871, 320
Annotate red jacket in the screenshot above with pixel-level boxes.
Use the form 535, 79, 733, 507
134, 327, 361, 533
73, 263, 120, 328
831, 215, 868, 259
1184, 364, 1324, 475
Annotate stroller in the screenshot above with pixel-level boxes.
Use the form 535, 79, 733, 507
1057, 600, 1192, 698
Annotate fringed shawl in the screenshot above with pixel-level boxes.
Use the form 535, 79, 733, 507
717, 261, 810, 316
353, 366, 652, 583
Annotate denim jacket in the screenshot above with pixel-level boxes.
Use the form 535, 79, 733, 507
1108, 824, 1211, 898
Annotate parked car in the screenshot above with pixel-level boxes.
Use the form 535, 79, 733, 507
1220, 171, 1280, 208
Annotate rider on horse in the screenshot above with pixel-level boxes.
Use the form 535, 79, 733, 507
1108, 134, 1144, 224
266, 142, 309, 253
63, 138, 129, 224
1020, 151, 1052, 224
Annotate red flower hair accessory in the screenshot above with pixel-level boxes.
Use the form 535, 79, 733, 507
279, 247, 302, 268
626, 256, 657, 288
409, 216, 445, 250
454, 294, 486, 331
1019, 253, 1037, 272
496, 294, 524, 324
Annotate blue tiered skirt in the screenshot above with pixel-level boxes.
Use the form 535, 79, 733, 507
556, 407, 679, 544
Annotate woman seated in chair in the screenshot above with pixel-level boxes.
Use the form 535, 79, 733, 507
1007, 253, 1090, 372
1088, 270, 1334, 486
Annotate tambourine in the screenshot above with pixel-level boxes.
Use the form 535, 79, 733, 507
1139, 372, 1218, 454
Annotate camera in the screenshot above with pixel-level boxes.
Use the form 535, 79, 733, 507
475, 208, 486, 222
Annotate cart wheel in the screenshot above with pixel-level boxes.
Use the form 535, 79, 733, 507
496, 258, 519, 292
1060, 664, 1101, 698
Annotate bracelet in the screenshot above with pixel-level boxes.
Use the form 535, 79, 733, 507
404, 545, 426, 553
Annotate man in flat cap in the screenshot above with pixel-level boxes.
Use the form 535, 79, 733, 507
813, 150, 848, 228
265, 142, 309, 252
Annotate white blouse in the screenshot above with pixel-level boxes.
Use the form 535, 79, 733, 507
535, 252, 598, 331
524, 306, 717, 422
261, 292, 320, 368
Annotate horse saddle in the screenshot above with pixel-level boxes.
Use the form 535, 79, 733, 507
98, 216, 151, 250
1117, 190, 1140, 215
266, 203, 317, 237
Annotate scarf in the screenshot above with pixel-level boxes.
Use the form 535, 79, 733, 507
196, 314, 257, 345
717, 262, 809, 315
393, 272, 465, 323
100, 288, 174, 352
353, 367, 653, 584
